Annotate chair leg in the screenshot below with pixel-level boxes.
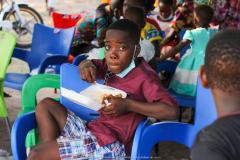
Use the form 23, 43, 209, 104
5, 117, 11, 136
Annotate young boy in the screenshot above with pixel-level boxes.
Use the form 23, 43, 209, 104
28, 19, 178, 160
191, 29, 240, 159
123, 0, 161, 58
124, 6, 155, 63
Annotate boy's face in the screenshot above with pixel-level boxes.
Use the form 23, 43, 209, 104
159, 3, 172, 19
104, 29, 137, 74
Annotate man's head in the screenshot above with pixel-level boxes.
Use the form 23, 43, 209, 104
124, 6, 145, 29
200, 29, 240, 95
104, 19, 141, 74
110, 0, 124, 19
123, 0, 145, 15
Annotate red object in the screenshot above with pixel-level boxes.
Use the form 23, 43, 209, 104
52, 12, 82, 63
52, 12, 82, 28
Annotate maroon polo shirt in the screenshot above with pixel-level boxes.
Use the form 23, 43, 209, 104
87, 58, 177, 154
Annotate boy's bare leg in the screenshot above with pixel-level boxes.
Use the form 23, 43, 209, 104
35, 98, 68, 143
28, 140, 60, 160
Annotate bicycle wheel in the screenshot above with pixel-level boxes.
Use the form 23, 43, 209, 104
3, 4, 44, 48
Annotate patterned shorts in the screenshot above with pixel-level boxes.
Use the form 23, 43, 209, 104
57, 111, 126, 160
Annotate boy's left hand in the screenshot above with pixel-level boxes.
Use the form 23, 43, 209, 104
100, 95, 128, 117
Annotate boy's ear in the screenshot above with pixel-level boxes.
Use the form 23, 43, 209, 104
134, 44, 141, 58
199, 65, 209, 88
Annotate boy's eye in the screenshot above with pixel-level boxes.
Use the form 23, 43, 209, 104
119, 46, 126, 51
105, 45, 110, 51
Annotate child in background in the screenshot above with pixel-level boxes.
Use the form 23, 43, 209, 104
28, 19, 178, 160
161, 0, 195, 48
71, 0, 124, 56
123, 0, 161, 58
191, 29, 240, 160
124, 6, 155, 63
148, 0, 175, 55
160, 5, 217, 96
148, 0, 174, 34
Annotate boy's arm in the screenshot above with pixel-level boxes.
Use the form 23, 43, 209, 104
79, 60, 97, 83
79, 59, 108, 82
101, 97, 178, 120
159, 39, 191, 61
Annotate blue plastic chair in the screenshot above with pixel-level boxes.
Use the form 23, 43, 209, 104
131, 79, 217, 159
4, 24, 74, 90
11, 64, 148, 160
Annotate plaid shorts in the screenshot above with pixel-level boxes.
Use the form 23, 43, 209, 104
57, 111, 126, 160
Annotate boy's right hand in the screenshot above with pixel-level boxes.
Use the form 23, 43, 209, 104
79, 60, 97, 83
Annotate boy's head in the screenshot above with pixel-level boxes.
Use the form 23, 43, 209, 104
123, 0, 145, 15
110, 0, 124, 19
194, 4, 213, 28
158, 0, 174, 19
124, 6, 146, 29
104, 19, 141, 74
200, 29, 240, 95
145, 0, 156, 14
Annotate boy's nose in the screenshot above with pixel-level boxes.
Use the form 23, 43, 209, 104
109, 48, 119, 59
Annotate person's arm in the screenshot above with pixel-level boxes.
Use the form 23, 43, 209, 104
161, 28, 176, 46
159, 39, 191, 61
101, 96, 178, 120
101, 79, 179, 120
79, 60, 97, 83
151, 40, 160, 58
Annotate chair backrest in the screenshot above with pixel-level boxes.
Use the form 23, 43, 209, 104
0, 31, 16, 79
26, 24, 75, 71
0, 31, 16, 117
60, 64, 104, 122
187, 79, 217, 146
52, 12, 82, 28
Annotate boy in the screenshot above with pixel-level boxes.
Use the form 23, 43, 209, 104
123, 0, 161, 58
28, 19, 178, 160
124, 6, 155, 63
191, 29, 240, 159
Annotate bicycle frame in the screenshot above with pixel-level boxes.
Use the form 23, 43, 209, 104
0, 0, 30, 22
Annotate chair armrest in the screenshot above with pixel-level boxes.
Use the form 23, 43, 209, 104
21, 74, 60, 114
135, 122, 193, 159
72, 54, 88, 66
38, 55, 69, 74
156, 60, 178, 73
131, 119, 150, 159
12, 48, 30, 61
11, 112, 37, 160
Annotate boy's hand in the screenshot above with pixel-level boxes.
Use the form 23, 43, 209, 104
79, 60, 97, 83
100, 95, 128, 117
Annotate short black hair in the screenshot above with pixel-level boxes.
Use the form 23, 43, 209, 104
124, 6, 145, 29
107, 19, 140, 44
159, 0, 173, 6
124, 0, 145, 7
145, 0, 155, 12
194, 5, 213, 28
205, 29, 240, 93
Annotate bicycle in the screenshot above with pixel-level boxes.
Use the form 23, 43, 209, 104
0, 0, 44, 48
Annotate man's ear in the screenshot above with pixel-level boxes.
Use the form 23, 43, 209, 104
199, 65, 209, 88
134, 44, 141, 58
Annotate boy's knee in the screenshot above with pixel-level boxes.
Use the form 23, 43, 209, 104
36, 98, 54, 114
28, 148, 41, 160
